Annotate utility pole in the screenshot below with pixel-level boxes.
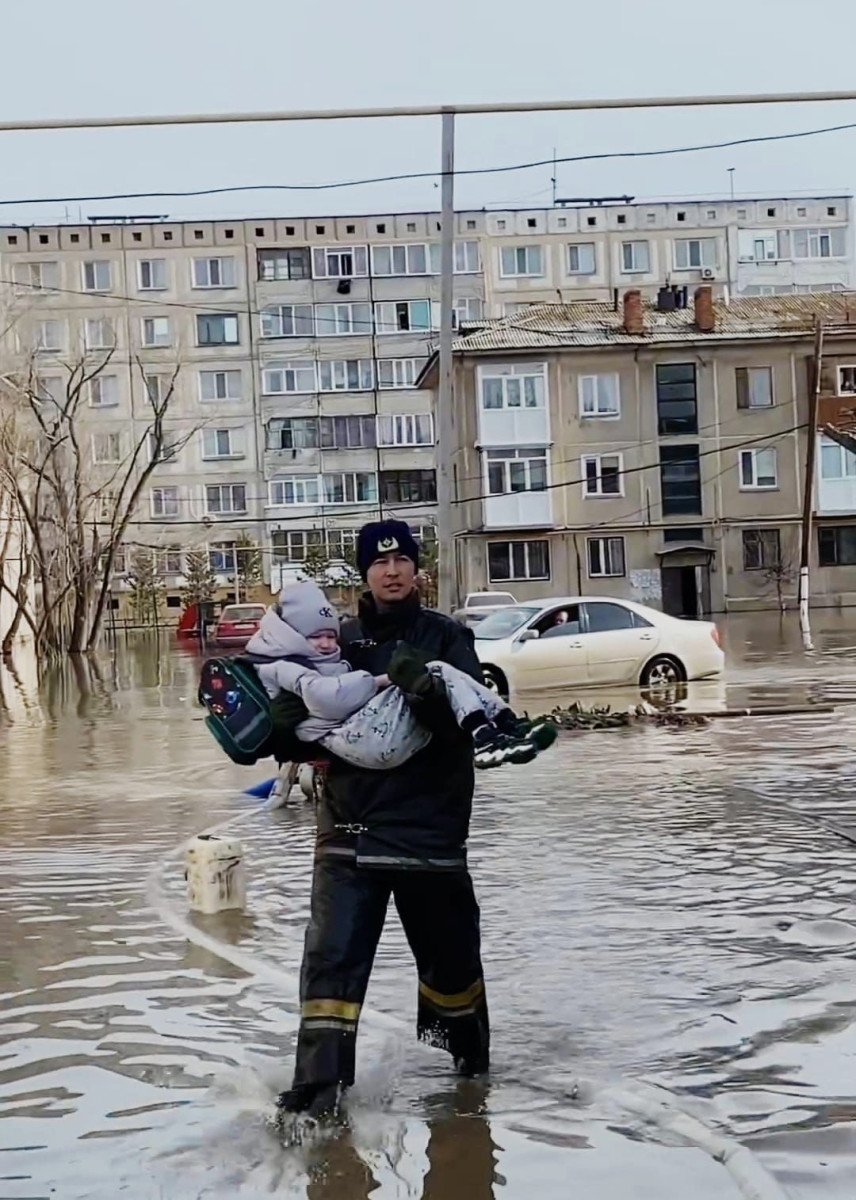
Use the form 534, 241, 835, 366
437, 111, 456, 614
798, 320, 824, 646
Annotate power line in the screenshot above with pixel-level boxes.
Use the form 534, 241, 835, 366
3, 120, 856, 208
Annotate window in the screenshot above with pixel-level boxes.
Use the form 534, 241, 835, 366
35, 375, 63, 404
318, 359, 374, 391
586, 602, 640, 632
740, 447, 778, 489
486, 448, 547, 495
656, 363, 698, 435
202, 428, 242, 460
267, 417, 318, 451
567, 243, 597, 274
453, 297, 483, 328
322, 472, 377, 504
617, 215, 626, 225
269, 476, 321, 506
14, 261, 59, 291
257, 248, 311, 280
138, 259, 166, 290
151, 486, 179, 518
677, 211, 686, 223
199, 370, 242, 401
582, 454, 622, 497
455, 240, 479, 273
481, 363, 546, 410
371, 243, 434, 276
374, 300, 434, 334
148, 430, 179, 464
316, 302, 372, 336
488, 539, 550, 582
579, 373, 620, 417
261, 359, 316, 394
261, 304, 313, 338
320, 415, 376, 449
141, 316, 171, 347
587, 537, 626, 578
707, 209, 717, 220
743, 528, 781, 571
272, 529, 324, 561
33, 320, 62, 352
674, 238, 718, 269
144, 374, 166, 404
377, 413, 434, 446
206, 484, 247, 515
155, 546, 183, 575
88, 376, 119, 408
192, 257, 236, 288
92, 432, 122, 464
380, 470, 437, 504
820, 437, 856, 480
620, 241, 650, 273
793, 228, 846, 258
378, 358, 421, 389
660, 445, 702, 516
838, 366, 856, 395
736, 366, 773, 409
499, 245, 544, 277
196, 313, 239, 345
209, 542, 236, 572
312, 246, 368, 278
82, 261, 112, 291
818, 525, 856, 566
85, 317, 115, 350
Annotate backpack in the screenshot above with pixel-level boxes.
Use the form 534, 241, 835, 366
198, 656, 274, 766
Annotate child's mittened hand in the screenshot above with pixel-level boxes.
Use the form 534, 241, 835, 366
374, 674, 392, 690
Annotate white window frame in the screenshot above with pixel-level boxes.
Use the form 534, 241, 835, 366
150, 485, 179, 518
84, 317, 115, 351
373, 300, 435, 335
377, 413, 434, 447
91, 431, 122, 465
820, 436, 856, 481
258, 248, 311, 281
312, 246, 368, 279
199, 370, 242, 402
485, 447, 548, 495
322, 472, 378, 506
454, 240, 480, 273
318, 359, 374, 392
196, 313, 239, 345
260, 304, 314, 339
202, 427, 242, 461
371, 243, 433, 277
14, 261, 59, 292
736, 366, 774, 409
261, 360, 316, 395
837, 365, 856, 396
794, 228, 846, 259
82, 260, 112, 292
315, 302, 372, 337
587, 536, 626, 578
674, 238, 718, 270
377, 358, 421, 389
579, 373, 620, 418
34, 320, 63, 352
205, 483, 247, 515
739, 447, 778, 490
487, 539, 551, 583
148, 430, 179, 465
567, 243, 597, 275
208, 542, 236, 573
479, 363, 547, 411
620, 241, 650, 274
191, 257, 237, 288
154, 546, 183, 576
582, 453, 624, 497
144, 374, 166, 405
269, 476, 321, 507
141, 316, 171, 347
88, 376, 119, 409
499, 245, 544, 278
453, 297, 483, 329
137, 259, 167, 291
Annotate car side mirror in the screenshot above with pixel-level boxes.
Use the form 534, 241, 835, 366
518, 629, 540, 642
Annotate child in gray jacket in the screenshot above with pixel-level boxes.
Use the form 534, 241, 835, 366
245, 581, 552, 770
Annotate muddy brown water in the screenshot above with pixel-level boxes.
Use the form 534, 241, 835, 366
2, 614, 856, 1198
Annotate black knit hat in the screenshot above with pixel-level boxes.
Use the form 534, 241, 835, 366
356, 520, 420, 580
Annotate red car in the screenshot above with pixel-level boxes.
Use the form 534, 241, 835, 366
213, 603, 266, 646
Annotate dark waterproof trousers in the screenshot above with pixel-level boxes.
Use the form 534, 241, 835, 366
292, 856, 489, 1091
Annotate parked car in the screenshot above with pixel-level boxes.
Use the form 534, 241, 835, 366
473, 596, 723, 698
213, 603, 267, 646
452, 591, 518, 627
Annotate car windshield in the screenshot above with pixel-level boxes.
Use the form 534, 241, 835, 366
221, 606, 264, 622
473, 606, 541, 639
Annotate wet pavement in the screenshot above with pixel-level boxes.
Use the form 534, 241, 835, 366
2, 614, 856, 1198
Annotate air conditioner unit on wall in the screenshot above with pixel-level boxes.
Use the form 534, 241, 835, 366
701, 267, 716, 280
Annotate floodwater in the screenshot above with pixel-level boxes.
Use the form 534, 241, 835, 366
3, 614, 856, 1199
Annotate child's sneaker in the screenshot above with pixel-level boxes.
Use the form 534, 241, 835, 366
473, 715, 557, 769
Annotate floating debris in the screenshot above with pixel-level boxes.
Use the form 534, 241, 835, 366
535, 701, 709, 731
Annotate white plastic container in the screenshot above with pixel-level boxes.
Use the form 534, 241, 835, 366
185, 834, 246, 914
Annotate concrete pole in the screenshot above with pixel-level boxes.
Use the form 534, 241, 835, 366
437, 111, 457, 614
798, 320, 824, 647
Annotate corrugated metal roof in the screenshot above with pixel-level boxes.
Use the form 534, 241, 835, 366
452, 294, 856, 353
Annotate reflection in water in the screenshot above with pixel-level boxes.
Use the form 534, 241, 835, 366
3, 614, 856, 1196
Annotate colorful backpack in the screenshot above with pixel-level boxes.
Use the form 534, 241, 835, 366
198, 657, 274, 766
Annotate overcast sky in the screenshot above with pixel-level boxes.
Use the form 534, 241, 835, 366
3, 0, 856, 226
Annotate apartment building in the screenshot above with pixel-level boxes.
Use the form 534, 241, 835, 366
0, 196, 850, 609
426, 289, 856, 615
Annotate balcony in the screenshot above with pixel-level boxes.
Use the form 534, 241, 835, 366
483, 490, 552, 529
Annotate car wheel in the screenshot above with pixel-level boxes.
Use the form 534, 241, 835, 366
640, 655, 686, 689
481, 665, 509, 701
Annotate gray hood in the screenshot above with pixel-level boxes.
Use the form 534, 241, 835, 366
245, 606, 345, 675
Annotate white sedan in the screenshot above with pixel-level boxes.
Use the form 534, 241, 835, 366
473, 596, 724, 698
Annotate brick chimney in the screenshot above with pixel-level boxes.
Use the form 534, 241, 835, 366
694, 285, 715, 333
622, 289, 644, 335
